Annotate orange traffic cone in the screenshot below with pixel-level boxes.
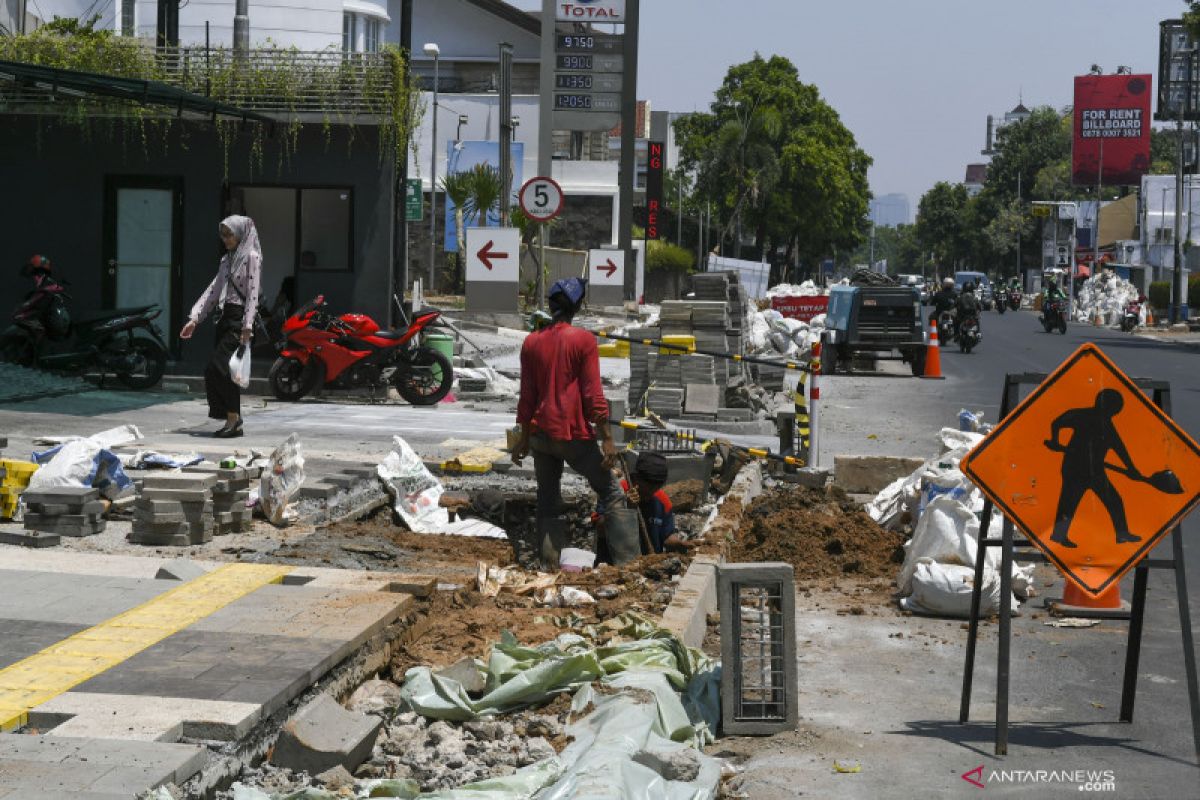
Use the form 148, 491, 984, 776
921, 319, 945, 380
1054, 581, 1130, 619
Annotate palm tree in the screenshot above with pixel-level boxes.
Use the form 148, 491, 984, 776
463, 163, 503, 228
440, 171, 473, 262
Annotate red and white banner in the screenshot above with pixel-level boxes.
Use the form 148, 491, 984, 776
771, 295, 829, 322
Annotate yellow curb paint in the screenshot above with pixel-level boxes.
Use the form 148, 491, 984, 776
0, 562, 291, 732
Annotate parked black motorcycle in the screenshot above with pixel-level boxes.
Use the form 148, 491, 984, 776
1040, 299, 1069, 335
956, 314, 982, 353
1, 293, 169, 389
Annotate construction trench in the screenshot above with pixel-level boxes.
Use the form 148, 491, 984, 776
0, 278, 939, 798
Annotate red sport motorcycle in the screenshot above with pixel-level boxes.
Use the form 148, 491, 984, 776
268, 296, 453, 404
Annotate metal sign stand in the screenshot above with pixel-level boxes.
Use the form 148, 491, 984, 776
959, 372, 1200, 762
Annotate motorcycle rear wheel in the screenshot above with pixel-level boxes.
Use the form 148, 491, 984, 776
0, 334, 35, 367
396, 347, 453, 405
114, 337, 167, 389
268, 356, 319, 401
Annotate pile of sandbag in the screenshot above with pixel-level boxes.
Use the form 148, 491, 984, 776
867, 427, 1033, 617
747, 307, 824, 361
764, 280, 823, 299
1072, 269, 1142, 327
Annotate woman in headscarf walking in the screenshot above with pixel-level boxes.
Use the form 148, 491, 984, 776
180, 216, 262, 438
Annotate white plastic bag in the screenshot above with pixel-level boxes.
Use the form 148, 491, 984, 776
259, 433, 305, 526
229, 344, 251, 389
377, 435, 448, 532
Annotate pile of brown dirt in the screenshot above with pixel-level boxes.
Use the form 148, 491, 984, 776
729, 486, 905, 586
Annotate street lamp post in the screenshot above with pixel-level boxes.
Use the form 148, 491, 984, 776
424, 42, 440, 293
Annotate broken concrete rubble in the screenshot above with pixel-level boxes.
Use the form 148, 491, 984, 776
271, 693, 383, 776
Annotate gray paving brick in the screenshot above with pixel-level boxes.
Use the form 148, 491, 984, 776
141, 473, 216, 490
0, 529, 61, 548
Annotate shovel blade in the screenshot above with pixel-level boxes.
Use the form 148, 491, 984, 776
1147, 470, 1184, 495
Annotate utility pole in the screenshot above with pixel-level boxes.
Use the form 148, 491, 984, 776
390, 0, 412, 327
1015, 171, 1021, 281
498, 42, 514, 226
232, 0, 247, 54
1094, 137, 1103, 277
617, 0, 641, 300
1175, 116, 1187, 321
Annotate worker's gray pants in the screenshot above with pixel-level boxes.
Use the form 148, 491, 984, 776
516, 434, 622, 569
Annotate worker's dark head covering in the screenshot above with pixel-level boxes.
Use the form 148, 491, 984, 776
1094, 388, 1124, 415
634, 451, 669, 486
548, 277, 588, 321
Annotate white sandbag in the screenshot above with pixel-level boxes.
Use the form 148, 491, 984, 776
939, 427, 984, 454
899, 560, 1008, 617
377, 434, 449, 532
259, 433, 305, 526
898, 495, 997, 595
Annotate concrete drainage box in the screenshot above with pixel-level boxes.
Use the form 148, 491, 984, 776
717, 562, 798, 735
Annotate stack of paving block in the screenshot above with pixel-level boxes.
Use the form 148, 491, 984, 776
691, 272, 731, 302
626, 325, 660, 411
184, 464, 254, 535
657, 301, 694, 337
129, 472, 216, 546
22, 486, 106, 537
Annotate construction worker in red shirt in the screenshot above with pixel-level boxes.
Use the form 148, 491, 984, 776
511, 277, 623, 569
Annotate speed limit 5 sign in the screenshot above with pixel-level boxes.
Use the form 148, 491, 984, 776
519, 177, 565, 222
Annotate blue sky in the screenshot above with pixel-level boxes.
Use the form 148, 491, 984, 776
513, 0, 1187, 218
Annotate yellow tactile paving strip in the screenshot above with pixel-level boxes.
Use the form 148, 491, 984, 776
0, 563, 291, 732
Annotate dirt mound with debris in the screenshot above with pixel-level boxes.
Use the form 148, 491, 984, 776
730, 486, 905, 584
389, 552, 690, 676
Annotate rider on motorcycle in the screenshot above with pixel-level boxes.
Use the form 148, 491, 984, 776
16, 255, 70, 337
1043, 277, 1067, 305
956, 281, 981, 329
931, 277, 957, 324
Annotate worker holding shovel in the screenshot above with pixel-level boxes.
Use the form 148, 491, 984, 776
1044, 388, 1183, 548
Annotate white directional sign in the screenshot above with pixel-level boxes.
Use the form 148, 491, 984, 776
519, 177, 564, 222
466, 227, 520, 283
1056, 245, 1070, 266
589, 249, 625, 286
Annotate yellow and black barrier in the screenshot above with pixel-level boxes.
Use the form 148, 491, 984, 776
610, 418, 807, 469
593, 329, 815, 375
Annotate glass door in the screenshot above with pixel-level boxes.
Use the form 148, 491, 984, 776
104, 178, 182, 353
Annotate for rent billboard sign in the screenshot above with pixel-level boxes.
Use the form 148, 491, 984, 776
1072, 74, 1152, 186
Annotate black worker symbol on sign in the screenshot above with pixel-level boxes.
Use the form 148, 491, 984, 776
1044, 388, 1185, 549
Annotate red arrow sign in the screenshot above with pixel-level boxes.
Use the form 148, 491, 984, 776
597, 258, 617, 278
476, 240, 509, 271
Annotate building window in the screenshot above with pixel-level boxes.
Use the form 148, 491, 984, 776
300, 188, 353, 272
342, 13, 356, 52
230, 186, 354, 276
364, 18, 380, 53
120, 0, 135, 37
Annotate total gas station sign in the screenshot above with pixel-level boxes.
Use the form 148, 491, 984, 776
556, 1, 625, 22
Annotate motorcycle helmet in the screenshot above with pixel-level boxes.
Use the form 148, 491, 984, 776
22, 254, 52, 278
942, 278, 954, 289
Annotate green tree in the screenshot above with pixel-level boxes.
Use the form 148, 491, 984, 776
916, 182, 971, 271
674, 54, 872, 272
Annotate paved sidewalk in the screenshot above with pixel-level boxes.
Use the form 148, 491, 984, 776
0, 550, 417, 798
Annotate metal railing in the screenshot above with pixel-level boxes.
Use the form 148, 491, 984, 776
0, 46, 402, 118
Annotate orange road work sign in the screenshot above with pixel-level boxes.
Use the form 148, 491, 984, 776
961, 343, 1200, 597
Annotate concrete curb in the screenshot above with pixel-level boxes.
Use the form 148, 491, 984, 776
660, 461, 763, 649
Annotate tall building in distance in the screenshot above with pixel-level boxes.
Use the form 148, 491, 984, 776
870, 193, 911, 227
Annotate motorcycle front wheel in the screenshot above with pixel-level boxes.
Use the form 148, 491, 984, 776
396, 347, 453, 405
268, 356, 319, 401
114, 337, 167, 389
1058, 318, 1068, 335
1041, 318, 1053, 333
997, 303, 1006, 315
